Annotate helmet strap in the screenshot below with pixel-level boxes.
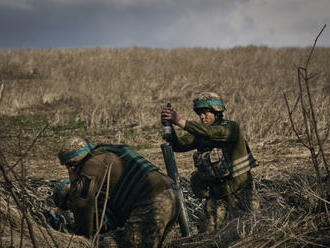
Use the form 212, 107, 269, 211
214, 111, 224, 121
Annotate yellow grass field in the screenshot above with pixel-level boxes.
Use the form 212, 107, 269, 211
0, 46, 329, 247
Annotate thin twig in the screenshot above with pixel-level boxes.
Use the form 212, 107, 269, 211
305, 72, 328, 176
92, 161, 113, 247
93, 162, 110, 245
7, 195, 14, 247
66, 233, 75, 248
291, 95, 301, 114
298, 68, 313, 149
19, 127, 25, 248
302, 24, 329, 178
0, 83, 4, 105
304, 187, 330, 205
305, 24, 327, 69
7, 123, 49, 174
283, 93, 309, 149
3, 162, 59, 247
286, 24, 328, 182
0, 152, 39, 248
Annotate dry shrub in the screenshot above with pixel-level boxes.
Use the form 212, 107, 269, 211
166, 174, 330, 248
229, 175, 330, 248
0, 181, 90, 248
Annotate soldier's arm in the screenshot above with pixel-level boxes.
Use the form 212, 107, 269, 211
67, 175, 98, 238
183, 120, 239, 142
170, 127, 197, 152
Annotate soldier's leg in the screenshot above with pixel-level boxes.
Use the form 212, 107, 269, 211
119, 187, 179, 248
190, 171, 210, 199
234, 175, 260, 212
197, 198, 226, 233
226, 176, 260, 221
249, 179, 260, 211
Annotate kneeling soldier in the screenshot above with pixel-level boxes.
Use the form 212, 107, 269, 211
161, 92, 259, 233
54, 137, 180, 248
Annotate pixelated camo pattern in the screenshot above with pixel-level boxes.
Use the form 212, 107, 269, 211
93, 144, 159, 229
98, 187, 179, 248
193, 92, 226, 112
59, 137, 90, 163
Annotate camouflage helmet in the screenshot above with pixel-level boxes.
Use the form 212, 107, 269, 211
58, 136, 94, 165
193, 92, 226, 113
53, 178, 70, 210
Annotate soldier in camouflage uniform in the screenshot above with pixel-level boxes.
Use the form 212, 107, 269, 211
161, 92, 259, 233
54, 137, 180, 248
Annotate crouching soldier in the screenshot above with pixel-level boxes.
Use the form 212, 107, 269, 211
161, 92, 259, 233
53, 137, 180, 248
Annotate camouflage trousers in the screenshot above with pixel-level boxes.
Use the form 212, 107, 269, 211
102, 185, 180, 248
194, 175, 259, 233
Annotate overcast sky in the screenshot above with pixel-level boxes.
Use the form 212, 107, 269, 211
0, 0, 329, 49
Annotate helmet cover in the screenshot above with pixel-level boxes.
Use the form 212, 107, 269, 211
193, 92, 226, 112
58, 136, 94, 165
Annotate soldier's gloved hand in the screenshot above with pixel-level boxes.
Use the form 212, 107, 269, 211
161, 106, 174, 125
161, 107, 186, 128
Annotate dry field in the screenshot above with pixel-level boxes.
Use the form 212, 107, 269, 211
0, 46, 329, 247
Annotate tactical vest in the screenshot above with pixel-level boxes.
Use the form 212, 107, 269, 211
90, 144, 159, 230
193, 141, 257, 181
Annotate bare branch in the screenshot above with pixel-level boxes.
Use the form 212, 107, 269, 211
283, 93, 309, 148
92, 160, 113, 247
291, 95, 300, 114
305, 24, 327, 69
302, 24, 329, 178
304, 68, 329, 176
0, 83, 4, 102
320, 124, 330, 146
6, 123, 49, 174
0, 152, 39, 248
297, 69, 313, 148
284, 24, 329, 189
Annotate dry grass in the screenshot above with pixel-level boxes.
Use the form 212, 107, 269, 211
0, 46, 329, 141
0, 182, 90, 248
0, 46, 329, 247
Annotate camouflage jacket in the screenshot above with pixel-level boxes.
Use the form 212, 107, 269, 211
67, 145, 174, 238
169, 119, 252, 194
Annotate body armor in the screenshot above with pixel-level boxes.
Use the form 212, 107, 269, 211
193, 141, 258, 181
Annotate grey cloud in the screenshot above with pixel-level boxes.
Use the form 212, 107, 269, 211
0, 1, 178, 48
226, 0, 330, 46
0, 0, 329, 48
